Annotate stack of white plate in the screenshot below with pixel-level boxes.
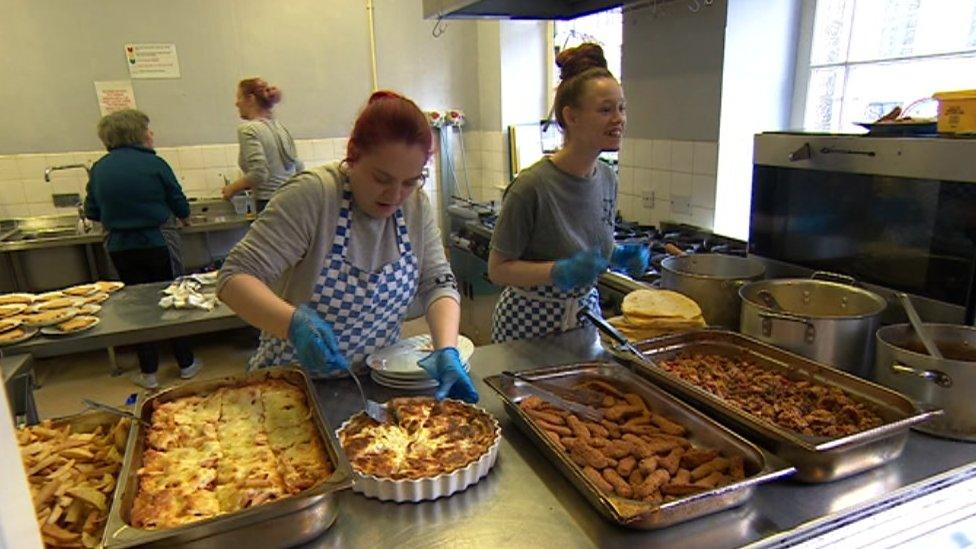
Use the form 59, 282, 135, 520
367, 334, 474, 390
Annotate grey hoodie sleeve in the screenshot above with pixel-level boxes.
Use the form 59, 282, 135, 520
238, 124, 270, 187
217, 173, 323, 292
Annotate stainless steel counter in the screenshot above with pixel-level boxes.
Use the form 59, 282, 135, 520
3, 282, 245, 362
301, 327, 976, 548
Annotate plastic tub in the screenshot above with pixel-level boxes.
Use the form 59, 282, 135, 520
933, 90, 976, 134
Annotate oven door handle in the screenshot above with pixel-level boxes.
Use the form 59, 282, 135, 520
819, 146, 876, 157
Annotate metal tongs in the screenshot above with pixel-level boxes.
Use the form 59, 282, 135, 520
82, 399, 150, 428
502, 371, 604, 421
577, 307, 658, 368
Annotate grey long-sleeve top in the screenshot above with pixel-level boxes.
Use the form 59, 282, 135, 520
237, 118, 304, 200
218, 162, 460, 316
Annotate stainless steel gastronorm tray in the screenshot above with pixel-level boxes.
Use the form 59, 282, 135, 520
485, 362, 795, 529
608, 330, 941, 482
102, 367, 353, 548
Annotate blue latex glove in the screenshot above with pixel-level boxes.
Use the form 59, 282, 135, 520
610, 243, 651, 278
287, 304, 349, 375
551, 249, 610, 291
417, 347, 479, 403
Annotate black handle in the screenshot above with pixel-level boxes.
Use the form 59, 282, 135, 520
819, 147, 876, 157
577, 307, 629, 347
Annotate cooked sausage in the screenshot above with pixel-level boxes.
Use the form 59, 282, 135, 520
537, 420, 572, 437
680, 449, 719, 469
569, 439, 612, 469
542, 429, 565, 450
691, 457, 730, 481
603, 468, 633, 498
729, 456, 746, 480
672, 468, 691, 485
584, 466, 614, 494
635, 468, 670, 499
661, 483, 707, 496
637, 456, 659, 475
604, 440, 633, 459
583, 421, 610, 438
660, 448, 684, 475
566, 415, 591, 440
527, 409, 566, 425
649, 414, 687, 436
617, 456, 637, 477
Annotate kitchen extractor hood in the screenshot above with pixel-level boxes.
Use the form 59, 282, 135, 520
423, 0, 624, 20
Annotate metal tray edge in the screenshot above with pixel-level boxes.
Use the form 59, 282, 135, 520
485, 362, 795, 529
102, 367, 353, 548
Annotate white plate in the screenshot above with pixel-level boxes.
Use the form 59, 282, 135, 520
77, 304, 102, 315
366, 335, 474, 378
0, 328, 38, 346
369, 370, 439, 390
41, 316, 100, 336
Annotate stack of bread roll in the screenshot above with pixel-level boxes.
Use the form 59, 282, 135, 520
606, 289, 706, 341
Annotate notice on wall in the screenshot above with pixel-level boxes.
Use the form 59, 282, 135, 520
94, 80, 137, 116
124, 43, 181, 79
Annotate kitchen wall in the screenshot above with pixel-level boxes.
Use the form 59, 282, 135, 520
0, 0, 481, 154
0, 0, 491, 218
618, 0, 800, 236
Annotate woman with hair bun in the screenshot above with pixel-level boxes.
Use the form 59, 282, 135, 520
222, 77, 304, 212
488, 43, 648, 342
218, 91, 477, 403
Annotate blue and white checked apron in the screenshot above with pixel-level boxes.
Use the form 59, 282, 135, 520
248, 183, 419, 375
491, 284, 601, 343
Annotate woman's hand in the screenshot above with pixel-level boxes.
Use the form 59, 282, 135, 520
610, 243, 650, 278
551, 248, 609, 291
288, 304, 349, 375
417, 347, 478, 403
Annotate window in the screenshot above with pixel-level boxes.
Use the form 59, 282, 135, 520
798, 0, 976, 132
553, 8, 623, 84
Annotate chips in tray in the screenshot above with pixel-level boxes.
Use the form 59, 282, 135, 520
17, 417, 130, 548
609, 289, 706, 340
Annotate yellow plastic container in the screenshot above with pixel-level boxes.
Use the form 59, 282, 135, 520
933, 89, 976, 134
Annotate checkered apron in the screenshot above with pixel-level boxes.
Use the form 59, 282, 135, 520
248, 184, 419, 376
491, 284, 601, 343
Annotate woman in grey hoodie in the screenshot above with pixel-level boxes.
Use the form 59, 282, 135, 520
222, 77, 304, 212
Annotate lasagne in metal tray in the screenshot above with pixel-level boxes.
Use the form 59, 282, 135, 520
130, 380, 333, 529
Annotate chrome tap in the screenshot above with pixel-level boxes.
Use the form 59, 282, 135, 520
44, 163, 91, 182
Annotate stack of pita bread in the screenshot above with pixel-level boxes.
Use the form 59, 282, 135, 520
606, 289, 706, 341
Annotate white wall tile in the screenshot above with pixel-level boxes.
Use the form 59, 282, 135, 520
28, 202, 57, 216
617, 166, 635, 196
649, 170, 671, 198
619, 138, 636, 167
180, 169, 207, 191
81, 151, 106, 166
156, 148, 180, 170
691, 206, 715, 229
635, 139, 653, 169
52, 179, 82, 196
693, 141, 718, 175
331, 138, 348, 160
23, 181, 53, 203
1, 204, 31, 218
692, 174, 716, 208
0, 158, 19, 181
221, 145, 239, 167
178, 147, 205, 170
671, 141, 694, 173
16, 155, 51, 180
295, 140, 314, 162
671, 172, 693, 195
633, 168, 652, 193
651, 140, 671, 170
0, 181, 26, 205
205, 169, 226, 190
201, 146, 225, 168
312, 139, 331, 160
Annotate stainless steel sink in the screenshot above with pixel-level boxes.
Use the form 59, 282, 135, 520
3, 228, 82, 241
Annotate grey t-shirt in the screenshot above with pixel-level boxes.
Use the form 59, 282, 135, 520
237, 118, 305, 200
218, 162, 459, 313
491, 157, 617, 262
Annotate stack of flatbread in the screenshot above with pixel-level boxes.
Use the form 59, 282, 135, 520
606, 289, 706, 341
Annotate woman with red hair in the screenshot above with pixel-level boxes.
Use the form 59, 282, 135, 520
218, 91, 476, 403
222, 78, 303, 212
